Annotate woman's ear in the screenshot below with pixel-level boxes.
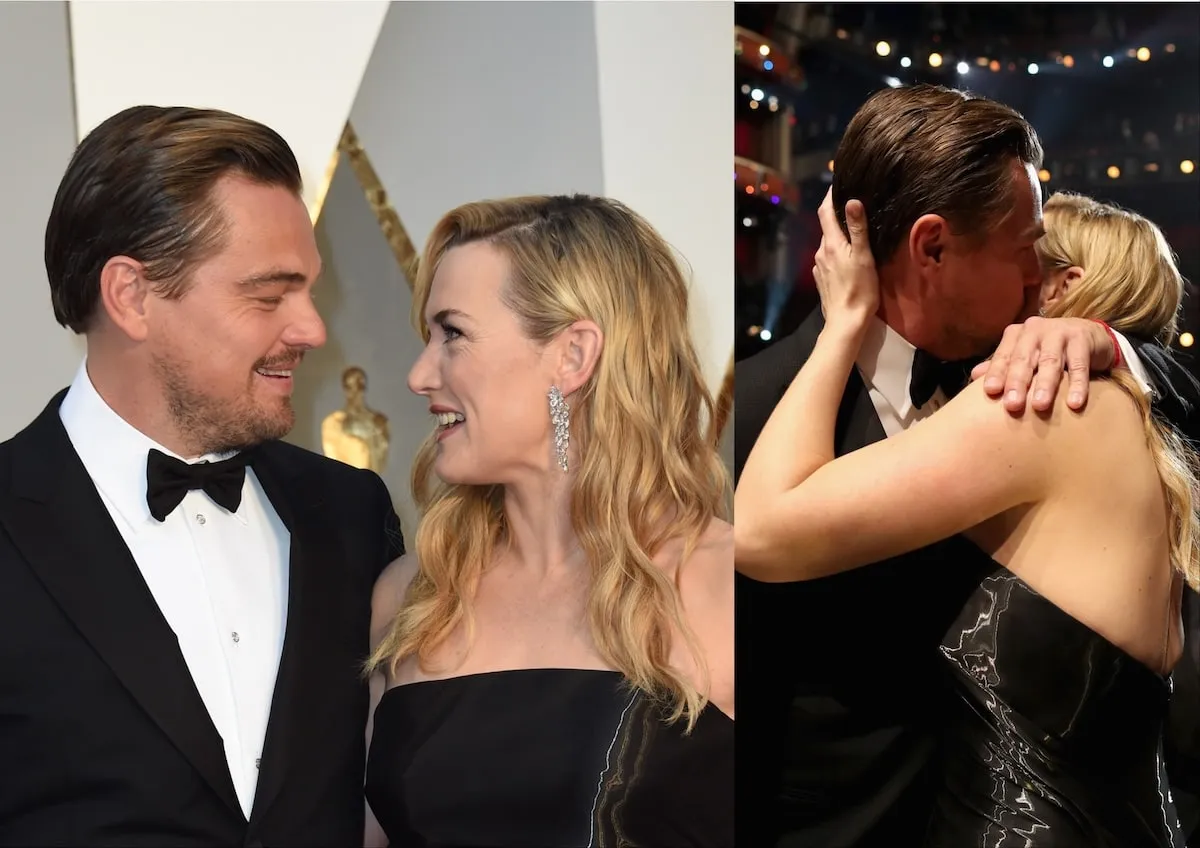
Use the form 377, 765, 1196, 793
1042, 265, 1084, 312
552, 320, 604, 396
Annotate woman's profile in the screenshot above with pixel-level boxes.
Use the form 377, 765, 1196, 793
364, 194, 733, 847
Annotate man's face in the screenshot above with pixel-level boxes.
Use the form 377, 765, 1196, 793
923, 162, 1046, 359
145, 174, 326, 455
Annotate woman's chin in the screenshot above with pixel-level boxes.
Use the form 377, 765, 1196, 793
433, 455, 480, 487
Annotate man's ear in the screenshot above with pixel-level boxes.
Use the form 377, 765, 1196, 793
98, 256, 153, 341
909, 214, 949, 271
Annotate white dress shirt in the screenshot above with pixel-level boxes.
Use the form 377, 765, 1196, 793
855, 317, 1153, 438
58, 360, 290, 819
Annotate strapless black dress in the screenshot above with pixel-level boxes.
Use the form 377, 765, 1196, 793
365, 668, 733, 847
929, 567, 1185, 847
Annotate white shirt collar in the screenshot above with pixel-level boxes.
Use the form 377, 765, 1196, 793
58, 359, 240, 534
855, 316, 920, 420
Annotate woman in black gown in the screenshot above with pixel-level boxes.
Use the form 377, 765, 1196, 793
363, 195, 733, 847
736, 190, 1198, 847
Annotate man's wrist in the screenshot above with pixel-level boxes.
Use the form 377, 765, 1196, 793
1089, 319, 1123, 370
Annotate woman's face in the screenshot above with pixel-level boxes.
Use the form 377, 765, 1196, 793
407, 242, 559, 485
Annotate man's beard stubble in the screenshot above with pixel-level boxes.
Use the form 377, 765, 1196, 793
152, 351, 296, 455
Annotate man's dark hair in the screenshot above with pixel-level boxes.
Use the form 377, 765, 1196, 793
45, 105, 303, 333
832, 84, 1044, 263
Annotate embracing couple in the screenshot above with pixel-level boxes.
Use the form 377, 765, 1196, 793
736, 83, 1200, 847
0, 107, 733, 846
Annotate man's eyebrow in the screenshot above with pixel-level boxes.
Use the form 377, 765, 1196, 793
236, 269, 310, 288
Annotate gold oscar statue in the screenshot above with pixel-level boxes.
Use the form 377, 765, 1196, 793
322, 366, 390, 474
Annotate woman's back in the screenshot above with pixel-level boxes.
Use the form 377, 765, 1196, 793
965, 375, 1182, 674
929, 565, 1183, 847
928, 375, 1186, 846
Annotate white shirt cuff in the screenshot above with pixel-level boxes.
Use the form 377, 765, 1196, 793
1113, 330, 1154, 397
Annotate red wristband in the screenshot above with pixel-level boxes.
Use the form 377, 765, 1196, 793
1090, 319, 1122, 369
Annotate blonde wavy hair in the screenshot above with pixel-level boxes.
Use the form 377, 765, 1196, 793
1037, 191, 1200, 589
366, 195, 730, 729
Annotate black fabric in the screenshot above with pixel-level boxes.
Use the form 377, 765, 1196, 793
1127, 337, 1200, 846
930, 567, 1182, 847
145, 448, 254, 521
908, 350, 977, 408
0, 389, 403, 847
1130, 339, 1200, 446
366, 669, 733, 847
735, 310, 992, 848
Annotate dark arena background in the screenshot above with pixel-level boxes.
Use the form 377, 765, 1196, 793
734, 2, 1200, 372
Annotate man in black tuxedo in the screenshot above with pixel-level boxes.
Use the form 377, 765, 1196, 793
734, 84, 1200, 847
0, 106, 405, 846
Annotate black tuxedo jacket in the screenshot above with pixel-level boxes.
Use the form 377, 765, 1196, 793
735, 310, 1200, 847
735, 310, 990, 847
0, 390, 404, 847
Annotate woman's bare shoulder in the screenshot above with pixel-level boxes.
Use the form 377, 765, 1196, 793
371, 555, 420, 645
658, 517, 733, 586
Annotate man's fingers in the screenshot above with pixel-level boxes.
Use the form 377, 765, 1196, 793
1002, 332, 1044, 413
1029, 348, 1065, 412
1064, 334, 1091, 410
982, 324, 1024, 393
1001, 355, 1036, 412
970, 359, 991, 382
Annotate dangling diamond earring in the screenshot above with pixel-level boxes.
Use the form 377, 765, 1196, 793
548, 386, 570, 472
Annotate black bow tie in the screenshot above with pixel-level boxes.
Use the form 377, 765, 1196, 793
909, 350, 979, 408
146, 448, 254, 522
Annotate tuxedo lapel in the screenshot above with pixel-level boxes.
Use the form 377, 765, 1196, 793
248, 442, 339, 826
778, 309, 888, 454
837, 367, 888, 452
0, 392, 241, 816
